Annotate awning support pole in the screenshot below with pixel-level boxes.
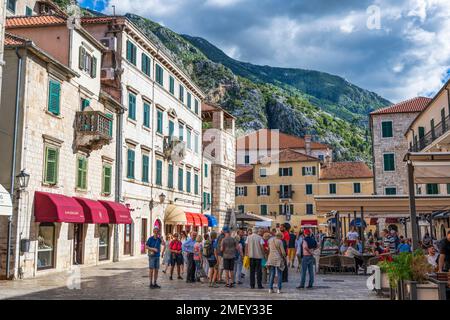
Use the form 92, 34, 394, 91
335, 211, 340, 244
360, 206, 365, 252
407, 161, 419, 250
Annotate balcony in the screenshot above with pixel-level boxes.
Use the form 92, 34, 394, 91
278, 187, 294, 200
163, 136, 186, 163
410, 114, 450, 152
75, 111, 112, 152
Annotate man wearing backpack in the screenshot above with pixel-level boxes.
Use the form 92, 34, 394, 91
297, 229, 317, 289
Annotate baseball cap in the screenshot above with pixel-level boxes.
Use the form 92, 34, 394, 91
304, 229, 311, 236
222, 226, 230, 233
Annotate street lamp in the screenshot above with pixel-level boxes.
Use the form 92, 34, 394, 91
16, 170, 30, 190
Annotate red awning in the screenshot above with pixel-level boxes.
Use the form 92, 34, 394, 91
189, 213, 203, 227
185, 213, 195, 226
370, 218, 378, 225
369, 218, 399, 225
74, 197, 109, 224
98, 200, 132, 224
301, 220, 318, 226
199, 214, 209, 226
34, 191, 85, 223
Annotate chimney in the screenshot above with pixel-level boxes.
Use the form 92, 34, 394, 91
304, 134, 312, 156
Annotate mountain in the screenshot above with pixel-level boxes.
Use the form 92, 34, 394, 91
181, 35, 390, 123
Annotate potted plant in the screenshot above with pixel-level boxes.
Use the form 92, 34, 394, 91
378, 253, 412, 300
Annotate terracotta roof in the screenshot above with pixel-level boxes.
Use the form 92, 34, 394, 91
236, 166, 254, 183
4, 32, 28, 46
236, 129, 329, 151
269, 149, 318, 163
6, 15, 66, 28
81, 16, 122, 24
370, 97, 431, 115
320, 162, 373, 180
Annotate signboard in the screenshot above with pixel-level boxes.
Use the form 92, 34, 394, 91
0, 184, 12, 216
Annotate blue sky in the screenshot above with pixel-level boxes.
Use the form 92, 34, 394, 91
78, 0, 450, 103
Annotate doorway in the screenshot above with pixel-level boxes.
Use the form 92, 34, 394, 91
124, 224, 132, 255
141, 219, 147, 254
73, 224, 84, 265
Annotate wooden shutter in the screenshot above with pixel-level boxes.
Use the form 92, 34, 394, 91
235, 187, 239, 196
279, 204, 283, 215
312, 166, 316, 175
302, 167, 306, 176
288, 185, 292, 197
290, 205, 294, 215
48, 80, 61, 115
91, 56, 97, 78
45, 147, 58, 184
79, 46, 85, 70
127, 150, 135, 179
288, 167, 293, 176
257, 186, 260, 196
77, 157, 87, 189
244, 186, 247, 196
103, 165, 111, 195
267, 186, 270, 195
279, 168, 282, 176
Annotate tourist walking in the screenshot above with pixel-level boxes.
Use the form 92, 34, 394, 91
261, 232, 271, 283
245, 227, 265, 289
168, 233, 183, 280
146, 227, 162, 289
234, 235, 244, 285
221, 228, 238, 288
288, 229, 296, 268
180, 231, 187, 274
297, 229, 317, 289
194, 235, 206, 282
295, 231, 304, 272
182, 231, 197, 283
279, 223, 290, 282
206, 231, 219, 287
161, 234, 172, 274
267, 232, 286, 294
217, 228, 226, 283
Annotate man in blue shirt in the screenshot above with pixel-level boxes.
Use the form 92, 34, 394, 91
182, 231, 197, 283
146, 227, 162, 289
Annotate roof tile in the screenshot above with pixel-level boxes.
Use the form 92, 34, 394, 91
320, 162, 373, 180
370, 97, 431, 115
235, 166, 254, 183
6, 15, 66, 28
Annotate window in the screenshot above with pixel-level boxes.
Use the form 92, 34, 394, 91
44, 146, 59, 185
244, 154, 250, 164
302, 166, 316, 176
238, 205, 245, 213
353, 182, 361, 194
260, 205, 268, 216
157, 110, 163, 134
203, 193, 211, 210
195, 99, 199, 114
318, 155, 324, 161
186, 171, 191, 193
126, 149, 135, 179
76, 156, 88, 190
48, 79, 61, 115
105, 113, 113, 137
279, 185, 292, 198
81, 98, 90, 111
167, 163, 174, 188
430, 119, 436, 139
102, 164, 112, 195
426, 184, 439, 195
169, 120, 175, 138
142, 155, 149, 183
37, 223, 55, 270
305, 184, 313, 195
143, 102, 151, 128
257, 185, 270, 196
385, 187, 397, 195
179, 85, 185, 103
187, 128, 192, 150
141, 53, 151, 76
187, 93, 192, 109
194, 174, 199, 195
279, 167, 293, 176
155, 160, 163, 186
128, 92, 136, 120
204, 163, 208, 177
236, 186, 247, 196
26, 6, 33, 16
155, 64, 164, 86
279, 204, 293, 216
381, 121, 393, 138
306, 204, 314, 215
194, 133, 199, 154
78, 46, 97, 78
7, 0, 16, 13
98, 224, 110, 261
126, 40, 137, 65
178, 123, 184, 141
178, 168, 184, 191
259, 168, 268, 177
447, 183, 450, 195
169, 76, 175, 95
383, 153, 395, 171
329, 183, 337, 194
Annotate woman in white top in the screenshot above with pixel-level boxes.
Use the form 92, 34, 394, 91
266, 232, 286, 294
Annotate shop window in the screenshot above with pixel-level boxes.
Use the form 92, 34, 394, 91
37, 223, 55, 270
98, 224, 110, 261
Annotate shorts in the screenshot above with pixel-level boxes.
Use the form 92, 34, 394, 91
170, 253, 183, 266
288, 248, 296, 260
208, 258, 218, 268
148, 256, 160, 270
223, 258, 235, 271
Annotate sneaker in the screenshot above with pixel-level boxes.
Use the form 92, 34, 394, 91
169, 276, 173, 280
306, 285, 313, 289
268, 289, 273, 294
177, 276, 183, 280
277, 289, 281, 294
154, 284, 161, 289
296, 286, 304, 289
149, 284, 155, 289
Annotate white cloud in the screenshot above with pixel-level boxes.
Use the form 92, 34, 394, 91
205, 0, 243, 7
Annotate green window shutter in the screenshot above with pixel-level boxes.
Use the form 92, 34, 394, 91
155, 160, 163, 186
77, 157, 87, 190
383, 154, 395, 171
79, 46, 85, 70
44, 146, 59, 184
90, 56, 97, 78
169, 120, 174, 137
261, 205, 267, 216
143, 103, 150, 128
447, 183, 450, 195
127, 149, 135, 179
142, 155, 149, 183
302, 167, 306, 176
312, 166, 316, 175
105, 113, 113, 137
179, 124, 184, 140
128, 93, 136, 120
169, 76, 175, 94
204, 163, 208, 177
382, 121, 393, 138
178, 168, 184, 191
288, 167, 293, 176
126, 40, 136, 65
195, 99, 199, 114
187, 93, 192, 109
179, 85, 184, 102
168, 164, 174, 188
187, 129, 191, 149
194, 174, 199, 195
186, 171, 191, 193
354, 183, 361, 194
48, 80, 61, 115
156, 64, 163, 86
102, 165, 112, 195
426, 184, 439, 195
157, 110, 163, 134
26, 6, 33, 16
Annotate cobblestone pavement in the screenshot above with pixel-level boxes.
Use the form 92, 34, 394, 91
0, 257, 385, 300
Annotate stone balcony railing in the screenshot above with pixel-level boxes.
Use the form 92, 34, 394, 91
75, 111, 112, 152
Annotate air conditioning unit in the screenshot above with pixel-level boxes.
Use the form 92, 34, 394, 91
101, 68, 115, 80
100, 37, 117, 51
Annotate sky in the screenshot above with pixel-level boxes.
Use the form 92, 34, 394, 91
79, 0, 450, 103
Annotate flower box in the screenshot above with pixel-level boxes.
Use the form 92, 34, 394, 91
403, 279, 447, 300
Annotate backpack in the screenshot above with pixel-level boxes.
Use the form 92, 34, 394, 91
305, 236, 318, 250
203, 240, 213, 258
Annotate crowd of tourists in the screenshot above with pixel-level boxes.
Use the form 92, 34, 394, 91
144, 223, 319, 293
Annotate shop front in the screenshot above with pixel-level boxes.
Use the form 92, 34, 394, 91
164, 205, 209, 235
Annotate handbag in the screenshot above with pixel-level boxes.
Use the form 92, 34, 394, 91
243, 255, 250, 269
196, 265, 207, 278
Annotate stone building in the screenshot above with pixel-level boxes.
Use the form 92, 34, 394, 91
370, 97, 431, 196
81, 16, 207, 242
202, 103, 236, 228
5, 0, 65, 17
0, 15, 123, 279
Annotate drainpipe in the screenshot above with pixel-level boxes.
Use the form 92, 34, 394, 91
113, 105, 123, 263
6, 48, 23, 279
369, 115, 376, 195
